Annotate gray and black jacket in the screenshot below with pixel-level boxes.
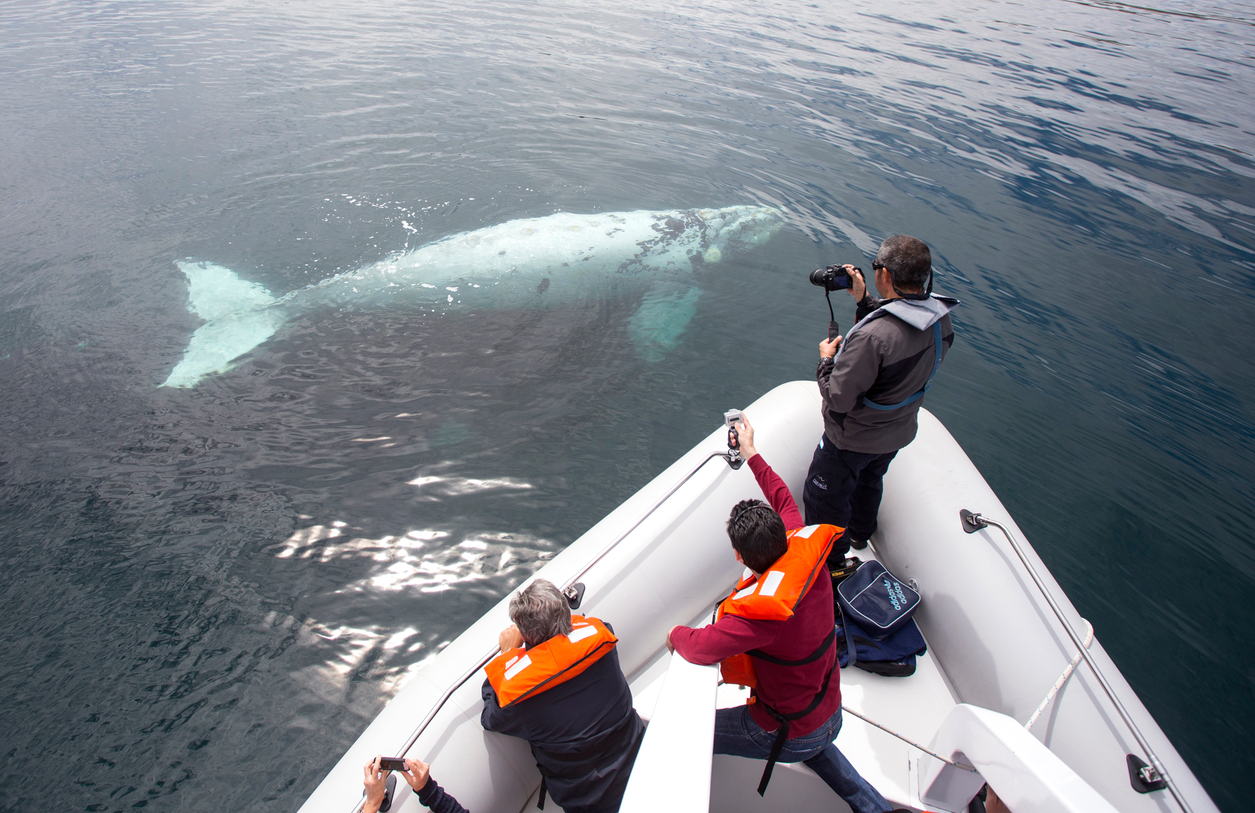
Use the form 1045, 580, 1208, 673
481, 634, 644, 813
817, 293, 958, 455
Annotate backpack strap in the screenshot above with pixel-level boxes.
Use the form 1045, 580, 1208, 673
842, 621, 858, 669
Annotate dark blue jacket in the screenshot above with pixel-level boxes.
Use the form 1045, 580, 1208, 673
416, 777, 469, 813
481, 641, 644, 813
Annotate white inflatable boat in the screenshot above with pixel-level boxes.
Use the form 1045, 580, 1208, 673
299, 381, 1219, 813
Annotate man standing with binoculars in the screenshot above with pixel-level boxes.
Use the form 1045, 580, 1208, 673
805, 235, 959, 566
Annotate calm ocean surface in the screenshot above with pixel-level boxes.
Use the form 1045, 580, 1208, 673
1, 0, 1251, 810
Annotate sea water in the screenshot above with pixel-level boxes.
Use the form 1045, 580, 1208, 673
0, 1, 1251, 810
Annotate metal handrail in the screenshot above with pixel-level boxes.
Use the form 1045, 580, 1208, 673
961, 510, 1194, 813
345, 448, 740, 811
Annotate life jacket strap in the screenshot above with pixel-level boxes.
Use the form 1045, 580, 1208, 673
755, 658, 838, 796
861, 320, 943, 411
747, 626, 835, 667
537, 775, 547, 810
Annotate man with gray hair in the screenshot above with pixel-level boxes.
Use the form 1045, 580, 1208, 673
482, 579, 644, 813
805, 235, 959, 566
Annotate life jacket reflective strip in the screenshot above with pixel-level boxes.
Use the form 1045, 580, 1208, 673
485, 616, 617, 708
716, 524, 839, 688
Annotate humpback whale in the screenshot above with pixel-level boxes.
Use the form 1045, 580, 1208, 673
162, 205, 785, 387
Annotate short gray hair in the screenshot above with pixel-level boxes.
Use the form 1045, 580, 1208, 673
509, 579, 573, 645
876, 235, 932, 291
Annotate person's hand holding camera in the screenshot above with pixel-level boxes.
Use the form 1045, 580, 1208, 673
734, 416, 759, 462
844, 264, 867, 301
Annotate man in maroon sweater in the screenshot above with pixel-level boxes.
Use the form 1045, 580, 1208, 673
667, 416, 892, 813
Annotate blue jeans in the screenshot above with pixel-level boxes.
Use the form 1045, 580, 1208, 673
802, 436, 898, 558
713, 704, 891, 813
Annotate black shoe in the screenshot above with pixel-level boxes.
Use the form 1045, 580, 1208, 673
836, 530, 869, 551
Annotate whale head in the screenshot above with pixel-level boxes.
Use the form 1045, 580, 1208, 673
699, 205, 786, 264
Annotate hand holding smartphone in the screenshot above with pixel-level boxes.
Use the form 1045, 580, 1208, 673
378, 757, 433, 793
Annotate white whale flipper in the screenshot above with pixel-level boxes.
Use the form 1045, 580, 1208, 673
627, 284, 703, 362
161, 262, 287, 388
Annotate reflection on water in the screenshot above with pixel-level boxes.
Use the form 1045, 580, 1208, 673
0, 0, 1252, 810
274, 502, 557, 695
406, 472, 537, 498
277, 519, 552, 593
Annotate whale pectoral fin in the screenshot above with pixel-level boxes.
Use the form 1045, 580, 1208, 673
627, 284, 702, 362
161, 261, 285, 388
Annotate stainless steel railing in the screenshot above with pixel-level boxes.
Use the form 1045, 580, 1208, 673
961, 509, 1194, 813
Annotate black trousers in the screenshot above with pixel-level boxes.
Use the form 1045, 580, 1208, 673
802, 435, 898, 561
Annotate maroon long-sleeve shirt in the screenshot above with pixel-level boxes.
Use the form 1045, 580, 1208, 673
671, 454, 842, 737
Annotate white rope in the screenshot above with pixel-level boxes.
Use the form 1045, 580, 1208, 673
1025, 618, 1094, 732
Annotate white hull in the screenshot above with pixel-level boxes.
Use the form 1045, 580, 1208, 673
299, 381, 1217, 813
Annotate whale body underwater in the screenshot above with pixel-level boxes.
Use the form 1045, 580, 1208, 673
161, 205, 785, 387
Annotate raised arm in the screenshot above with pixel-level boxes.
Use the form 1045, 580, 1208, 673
735, 415, 804, 531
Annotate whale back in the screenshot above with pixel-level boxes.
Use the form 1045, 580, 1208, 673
289, 207, 782, 311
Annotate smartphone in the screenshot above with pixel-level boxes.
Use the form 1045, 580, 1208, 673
378, 757, 408, 772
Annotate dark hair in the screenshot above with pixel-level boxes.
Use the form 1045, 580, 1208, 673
509, 579, 573, 645
726, 499, 788, 572
875, 235, 931, 291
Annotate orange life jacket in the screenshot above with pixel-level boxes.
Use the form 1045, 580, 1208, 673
485, 616, 618, 707
716, 524, 839, 688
